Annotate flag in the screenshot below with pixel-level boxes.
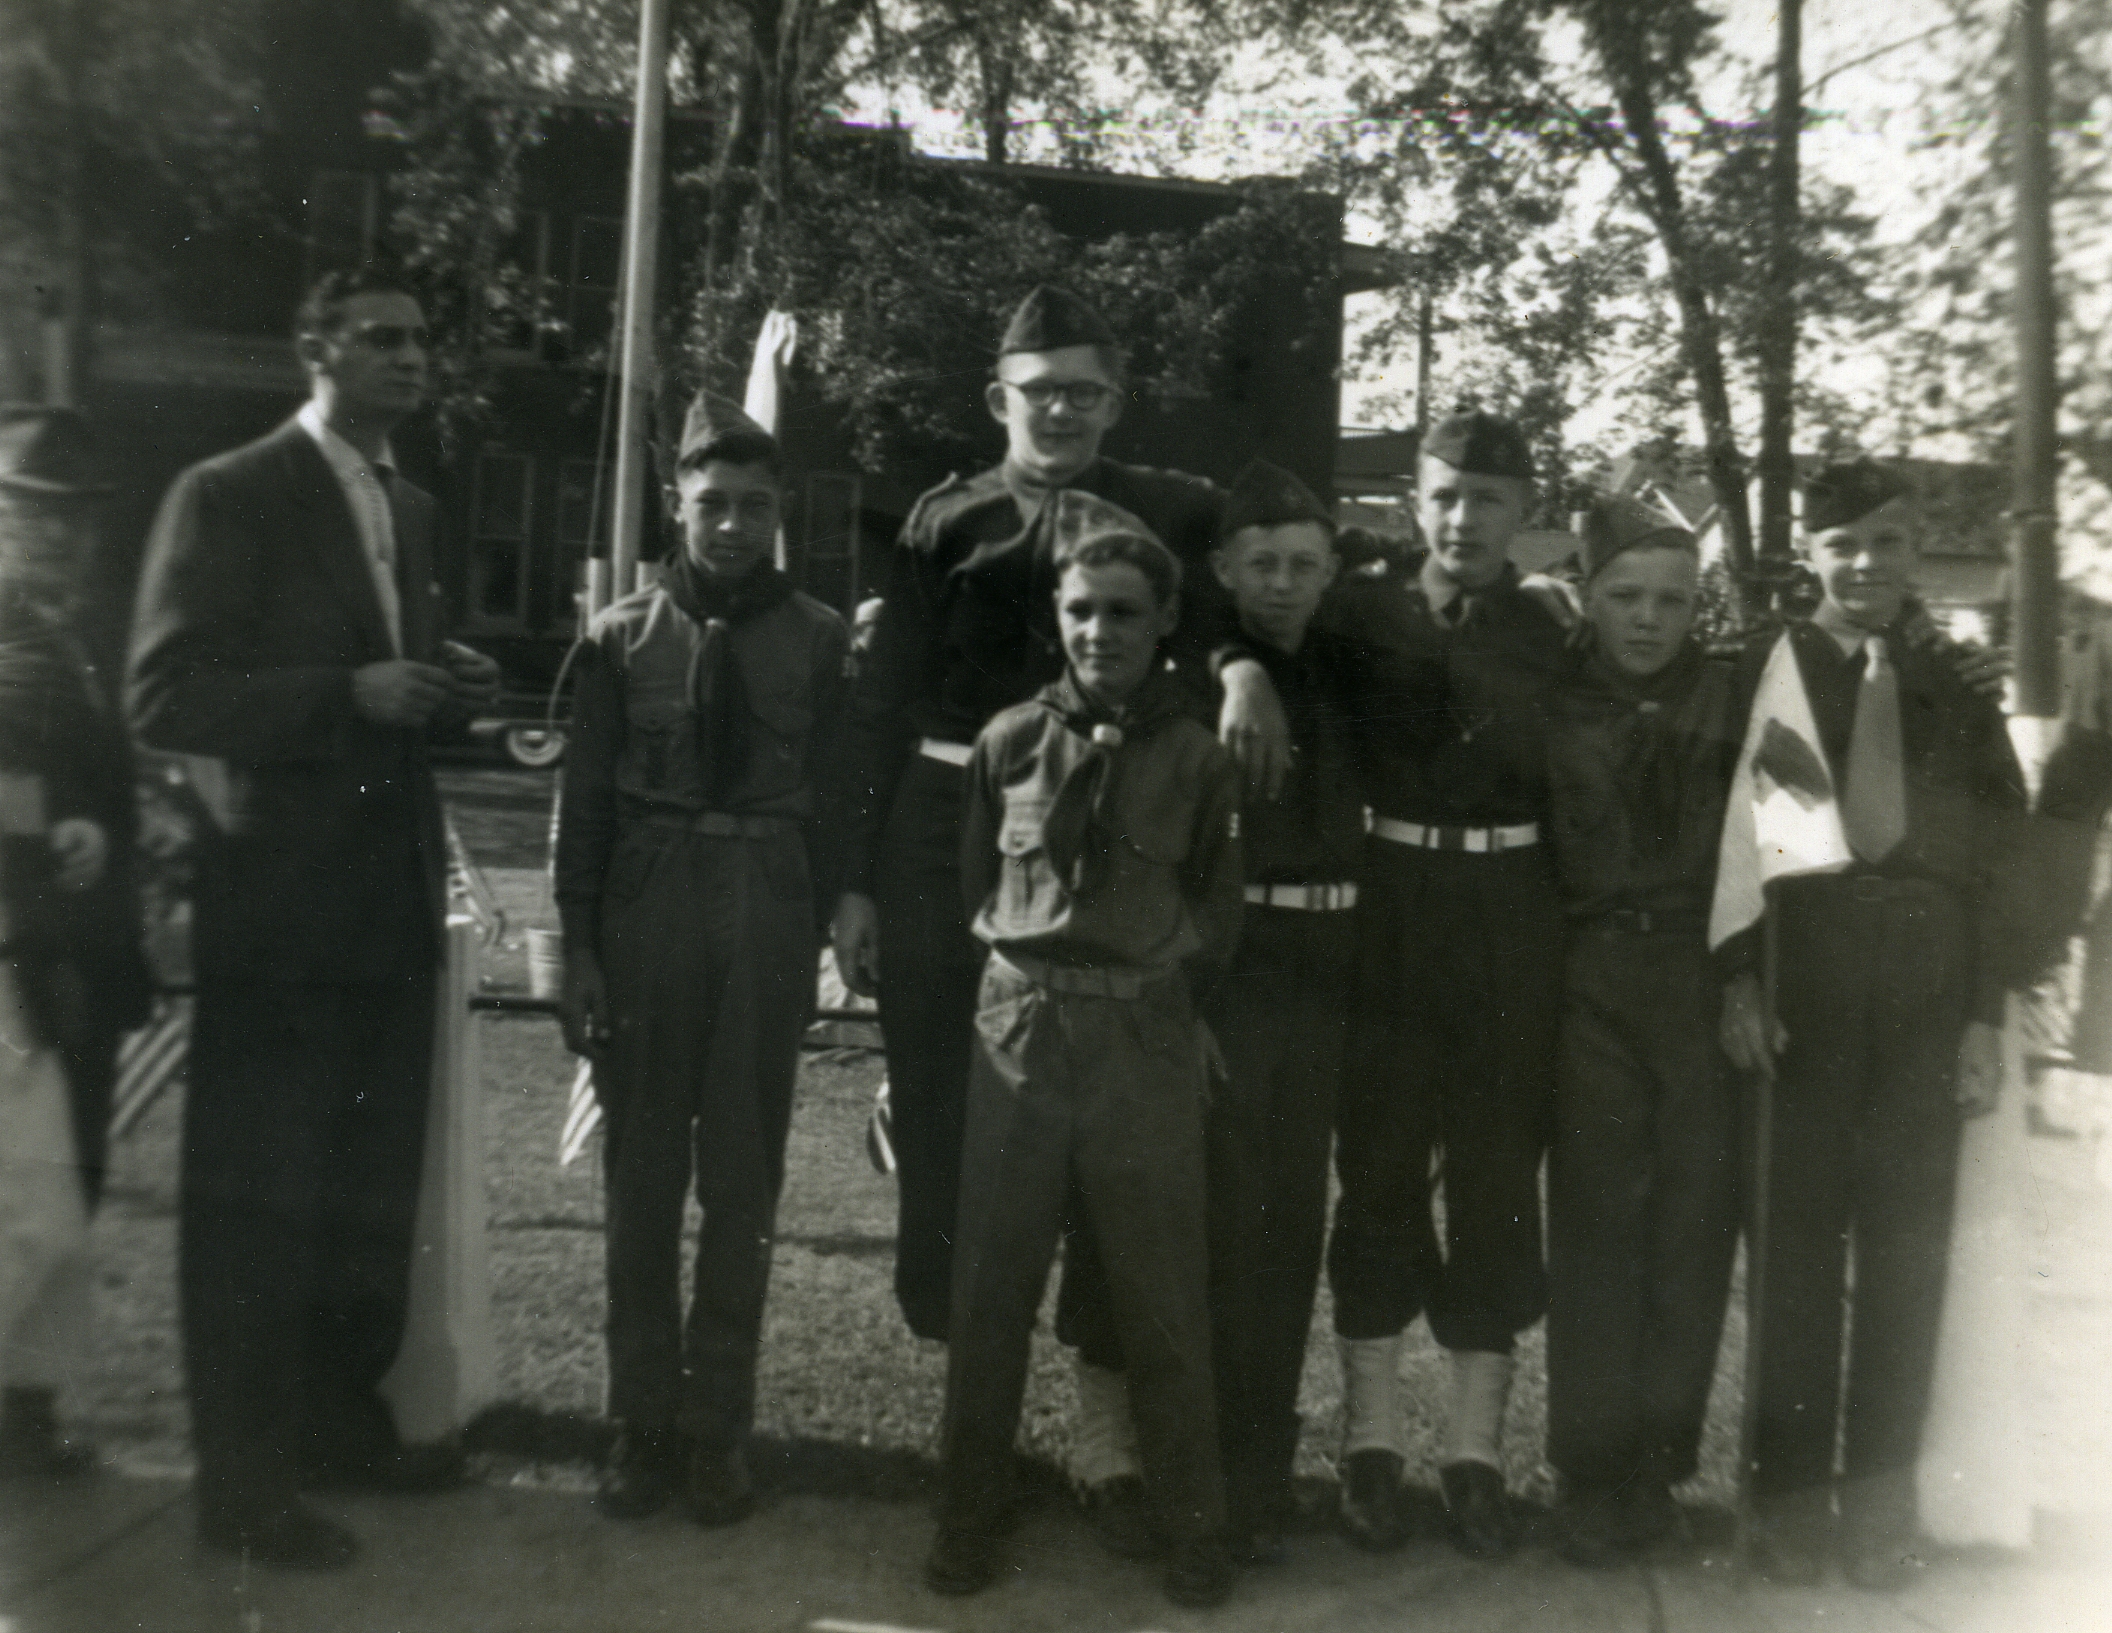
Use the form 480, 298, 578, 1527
1708, 630, 1854, 949
111, 998, 192, 1139
559, 1058, 600, 1166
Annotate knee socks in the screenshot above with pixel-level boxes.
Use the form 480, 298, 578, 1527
1443, 1348, 1513, 1471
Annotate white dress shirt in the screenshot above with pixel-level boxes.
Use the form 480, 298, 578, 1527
298, 401, 402, 654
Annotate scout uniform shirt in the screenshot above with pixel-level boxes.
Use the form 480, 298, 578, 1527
555, 570, 851, 948
845, 460, 1225, 898
960, 669, 1242, 976
1545, 639, 1742, 924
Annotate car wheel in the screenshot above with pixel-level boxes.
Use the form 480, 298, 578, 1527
502, 725, 566, 768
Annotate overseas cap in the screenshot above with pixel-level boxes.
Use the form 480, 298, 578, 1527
1421, 410, 1535, 483
1221, 458, 1333, 539
0, 406, 112, 497
1000, 285, 1119, 355
1583, 494, 1696, 579
1800, 457, 1908, 534
1046, 488, 1182, 598
677, 389, 776, 470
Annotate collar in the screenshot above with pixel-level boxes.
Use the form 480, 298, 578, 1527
1810, 600, 1895, 659
1417, 552, 1515, 616
297, 401, 395, 481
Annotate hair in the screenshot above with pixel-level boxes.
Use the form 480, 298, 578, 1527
1054, 529, 1182, 608
293, 265, 420, 345
993, 344, 1129, 391
676, 429, 782, 478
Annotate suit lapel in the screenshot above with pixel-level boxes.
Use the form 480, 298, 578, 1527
275, 422, 395, 660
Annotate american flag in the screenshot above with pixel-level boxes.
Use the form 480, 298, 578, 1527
110, 997, 191, 1139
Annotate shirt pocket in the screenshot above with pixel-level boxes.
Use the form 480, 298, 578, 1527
621, 696, 690, 793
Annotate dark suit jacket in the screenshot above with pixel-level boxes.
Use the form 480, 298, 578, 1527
126, 417, 447, 984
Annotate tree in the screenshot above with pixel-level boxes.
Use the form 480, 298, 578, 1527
0, 0, 268, 399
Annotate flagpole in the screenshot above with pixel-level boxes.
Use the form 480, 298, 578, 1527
604, 0, 672, 611
1734, 895, 1779, 1582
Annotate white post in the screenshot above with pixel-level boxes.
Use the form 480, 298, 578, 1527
605, 0, 673, 610
381, 915, 497, 1444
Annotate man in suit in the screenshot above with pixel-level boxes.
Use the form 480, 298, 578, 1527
128, 268, 500, 1569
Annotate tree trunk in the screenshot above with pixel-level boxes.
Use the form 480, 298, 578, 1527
1756, 0, 1802, 571
978, 39, 1013, 165
49, 0, 94, 406
1612, 73, 1757, 596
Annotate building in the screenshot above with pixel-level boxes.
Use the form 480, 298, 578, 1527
36, 4, 1371, 695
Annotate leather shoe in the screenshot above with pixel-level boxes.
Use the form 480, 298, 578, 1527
1082, 1473, 1164, 1560
924, 1526, 1000, 1595
1440, 1459, 1514, 1559
686, 1440, 756, 1527
199, 1498, 358, 1571
599, 1427, 679, 1519
1338, 1449, 1409, 1552
1163, 1535, 1236, 1609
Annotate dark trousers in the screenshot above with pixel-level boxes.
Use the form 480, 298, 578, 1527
1203, 908, 1352, 1527
875, 756, 988, 1340
1754, 876, 1967, 1528
181, 973, 435, 1515
60, 1036, 116, 1211
597, 827, 813, 1444
1328, 840, 1561, 1353
941, 958, 1224, 1544
1546, 926, 1738, 1493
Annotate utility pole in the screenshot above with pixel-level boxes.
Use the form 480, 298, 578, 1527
1755, 0, 1802, 575
2010, 0, 2062, 739
604, 0, 673, 611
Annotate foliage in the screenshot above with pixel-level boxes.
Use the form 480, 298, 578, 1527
691, 139, 1340, 487
0, 0, 270, 381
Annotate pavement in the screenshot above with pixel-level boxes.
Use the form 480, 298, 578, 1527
6, 1472, 2112, 1633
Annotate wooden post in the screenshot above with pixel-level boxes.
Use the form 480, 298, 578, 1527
1734, 901, 1778, 1581
605, 0, 673, 610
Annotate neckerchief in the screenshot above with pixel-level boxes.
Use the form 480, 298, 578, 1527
662, 553, 796, 804
1579, 636, 1708, 860
1035, 666, 1187, 893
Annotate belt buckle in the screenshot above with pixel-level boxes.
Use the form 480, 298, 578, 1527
1487, 827, 1506, 854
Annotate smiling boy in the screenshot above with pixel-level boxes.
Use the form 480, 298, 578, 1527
1719, 459, 2024, 1589
1541, 497, 1743, 1567
555, 392, 851, 1528
929, 491, 1242, 1609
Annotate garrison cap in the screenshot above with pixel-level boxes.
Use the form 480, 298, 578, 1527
1046, 488, 1182, 601
1221, 458, 1333, 540
1420, 410, 1535, 483
1000, 285, 1118, 355
1800, 457, 1908, 534
677, 390, 776, 470
0, 406, 112, 498
1583, 493, 1696, 579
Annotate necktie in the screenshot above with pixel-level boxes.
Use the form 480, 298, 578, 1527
1842, 635, 1907, 862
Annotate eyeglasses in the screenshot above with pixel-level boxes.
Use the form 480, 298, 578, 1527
348, 324, 431, 353
1006, 380, 1117, 412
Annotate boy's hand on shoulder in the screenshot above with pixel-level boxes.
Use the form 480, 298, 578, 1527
559, 946, 610, 1059
831, 892, 882, 996
1219, 657, 1291, 801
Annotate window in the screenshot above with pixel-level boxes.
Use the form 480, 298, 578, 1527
802, 473, 861, 612
304, 170, 380, 287
562, 216, 623, 361
485, 210, 551, 357
468, 451, 534, 630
